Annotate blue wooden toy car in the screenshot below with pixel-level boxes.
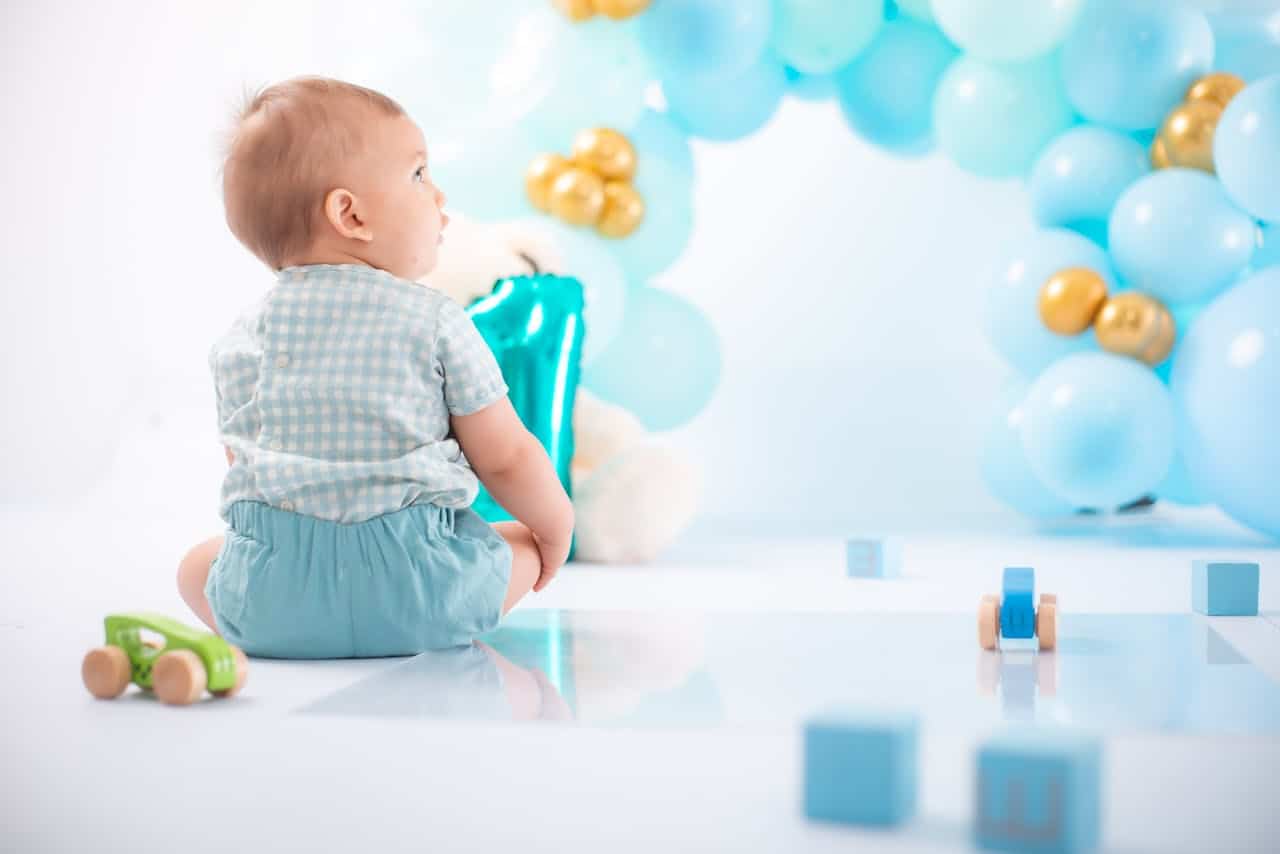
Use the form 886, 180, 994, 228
978, 567, 1057, 651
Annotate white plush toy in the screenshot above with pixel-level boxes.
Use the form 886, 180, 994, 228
424, 215, 703, 563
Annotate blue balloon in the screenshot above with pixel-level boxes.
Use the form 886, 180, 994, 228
431, 123, 544, 222
627, 109, 695, 178
1109, 169, 1256, 304
1061, 1, 1213, 131
984, 229, 1112, 376
834, 18, 959, 155
1154, 298, 1210, 385
1028, 126, 1149, 247
981, 379, 1078, 517
932, 0, 1085, 62
1214, 74, 1280, 223
525, 17, 653, 145
1155, 450, 1206, 507
530, 222, 628, 366
1210, 11, 1280, 82
1020, 352, 1175, 508
771, 0, 882, 75
663, 53, 787, 141
636, 0, 773, 82
933, 55, 1077, 178
608, 156, 695, 281
784, 66, 837, 102
1171, 266, 1280, 539
895, 0, 935, 23
1256, 222, 1280, 270
583, 286, 722, 431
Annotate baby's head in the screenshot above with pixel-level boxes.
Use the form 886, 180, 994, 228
221, 76, 448, 280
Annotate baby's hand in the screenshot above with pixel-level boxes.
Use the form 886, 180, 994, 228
531, 530, 570, 592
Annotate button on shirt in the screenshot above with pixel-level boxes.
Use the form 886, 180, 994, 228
209, 264, 509, 524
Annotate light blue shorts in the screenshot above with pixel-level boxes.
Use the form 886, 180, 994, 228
206, 500, 513, 659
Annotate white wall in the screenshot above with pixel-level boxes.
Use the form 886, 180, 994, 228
1, 1, 1037, 531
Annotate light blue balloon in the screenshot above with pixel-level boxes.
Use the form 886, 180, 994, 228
431, 123, 543, 222
932, 0, 1084, 62
608, 156, 695, 281
771, 0, 882, 75
933, 55, 1077, 178
1214, 74, 1280, 223
784, 66, 837, 102
532, 222, 627, 366
1108, 169, 1256, 304
1256, 222, 1280, 270
1155, 450, 1206, 507
834, 18, 959, 155
636, 0, 773, 82
985, 229, 1112, 377
1210, 11, 1280, 82
1020, 352, 1175, 508
1171, 266, 1280, 539
981, 379, 1078, 517
895, 0, 934, 23
1154, 298, 1210, 385
583, 286, 722, 431
525, 17, 653, 145
627, 109, 694, 178
1061, 1, 1214, 131
663, 54, 787, 142
1028, 126, 1150, 248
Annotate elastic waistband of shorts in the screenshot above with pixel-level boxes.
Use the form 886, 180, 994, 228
224, 499, 456, 544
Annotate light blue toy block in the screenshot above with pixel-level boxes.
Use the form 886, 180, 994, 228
1001, 567, 1036, 639
975, 729, 1102, 854
845, 537, 903, 578
1192, 560, 1259, 616
803, 708, 918, 827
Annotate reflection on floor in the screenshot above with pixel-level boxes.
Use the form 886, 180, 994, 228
299, 609, 1280, 734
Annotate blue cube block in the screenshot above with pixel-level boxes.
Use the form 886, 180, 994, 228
1001, 567, 1036, 639
845, 537, 903, 578
803, 709, 918, 826
1192, 560, 1259, 616
975, 729, 1102, 854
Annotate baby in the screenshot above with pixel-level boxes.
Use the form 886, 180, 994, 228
176, 77, 574, 659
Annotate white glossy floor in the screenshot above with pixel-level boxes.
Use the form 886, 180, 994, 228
3, 501, 1278, 853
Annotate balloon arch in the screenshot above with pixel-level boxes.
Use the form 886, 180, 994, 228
406, 0, 1280, 540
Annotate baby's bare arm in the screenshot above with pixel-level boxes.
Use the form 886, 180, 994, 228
450, 398, 574, 546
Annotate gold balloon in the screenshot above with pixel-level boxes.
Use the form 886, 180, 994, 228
571, 127, 637, 182
1039, 268, 1109, 335
1185, 71, 1246, 110
1150, 136, 1171, 170
553, 0, 596, 21
1094, 292, 1176, 366
595, 181, 645, 238
525, 153, 571, 213
1155, 100, 1222, 174
549, 167, 606, 226
593, 0, 651, 19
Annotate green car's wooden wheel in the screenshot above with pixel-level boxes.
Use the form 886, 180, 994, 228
82, 646, 131, 699
153, 650, 207, 705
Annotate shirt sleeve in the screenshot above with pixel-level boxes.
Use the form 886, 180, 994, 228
433, 296, 508, 416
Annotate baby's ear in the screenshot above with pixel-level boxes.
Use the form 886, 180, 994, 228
323, 188, 373, 242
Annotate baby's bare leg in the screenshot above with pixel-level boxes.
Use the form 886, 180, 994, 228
177, 535, 224, 632
494, 521, 542, 614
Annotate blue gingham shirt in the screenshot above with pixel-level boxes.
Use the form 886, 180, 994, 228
209, 264, 508, 523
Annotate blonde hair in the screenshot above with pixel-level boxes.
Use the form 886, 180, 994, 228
220, 76, 405, 270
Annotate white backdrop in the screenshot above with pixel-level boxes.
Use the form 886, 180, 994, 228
1, 0, 1043, 531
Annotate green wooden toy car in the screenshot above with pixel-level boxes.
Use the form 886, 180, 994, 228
82, 613, 248, 705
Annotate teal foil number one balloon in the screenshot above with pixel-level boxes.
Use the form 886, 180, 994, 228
465, 274, 585, 558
